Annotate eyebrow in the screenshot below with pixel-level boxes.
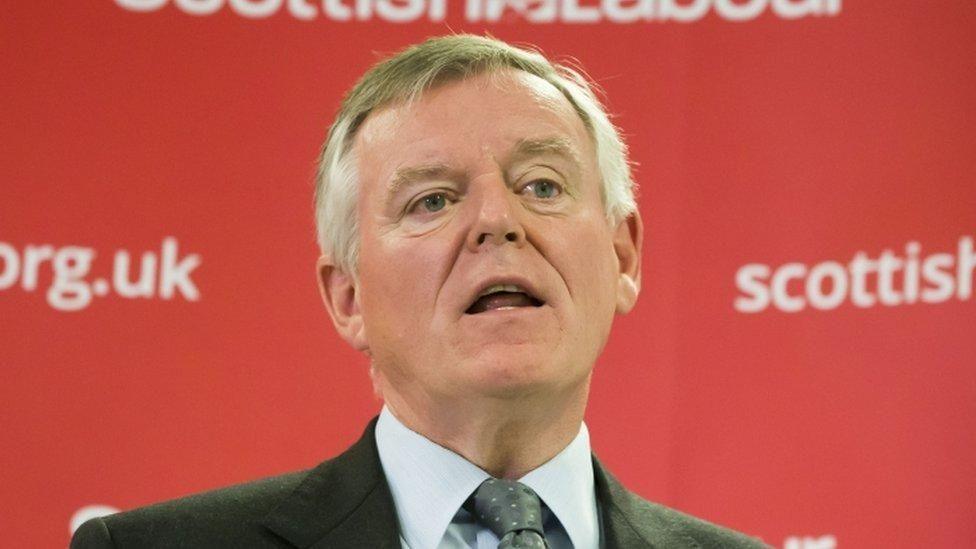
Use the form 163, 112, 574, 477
385, 137, 583, 200
510, 136, 583, 170
387, 163, 455, 197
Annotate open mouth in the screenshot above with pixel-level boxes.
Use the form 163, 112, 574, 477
465, 284, 545, 315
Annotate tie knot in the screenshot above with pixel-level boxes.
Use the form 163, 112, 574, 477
470, 478, 545, 541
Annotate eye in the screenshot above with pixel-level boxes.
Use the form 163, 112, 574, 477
523, 179, 561, 199
410, 191, 451, 214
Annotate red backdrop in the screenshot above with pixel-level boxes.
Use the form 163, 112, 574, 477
2, 2, 974, 547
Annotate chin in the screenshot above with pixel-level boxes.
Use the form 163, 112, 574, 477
460, 348, 581, 398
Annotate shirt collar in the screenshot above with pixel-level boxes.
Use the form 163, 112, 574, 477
374, 405, 599, 549
520, 421, 600, 549
376, 407, 489, 549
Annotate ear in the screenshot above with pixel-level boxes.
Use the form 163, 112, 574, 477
316, 255, 369, 352
612, 211, 643, 314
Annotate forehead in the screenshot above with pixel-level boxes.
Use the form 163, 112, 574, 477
352, 69, 594, 181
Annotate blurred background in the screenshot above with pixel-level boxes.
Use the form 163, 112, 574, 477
1, 1, 973, 547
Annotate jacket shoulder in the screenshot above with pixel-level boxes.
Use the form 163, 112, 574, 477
71, 470, 308, 549
72, 419, 397, 549
594, 458, 771, 549
615, 488, 771, 549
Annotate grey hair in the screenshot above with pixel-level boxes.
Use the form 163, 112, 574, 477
314, 34, 637, 276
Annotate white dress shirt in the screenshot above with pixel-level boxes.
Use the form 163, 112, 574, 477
375, 406, 601, 549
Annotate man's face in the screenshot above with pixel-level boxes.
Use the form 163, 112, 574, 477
335, 69, 638, 405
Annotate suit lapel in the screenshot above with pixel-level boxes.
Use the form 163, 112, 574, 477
594, 456, 695, 549
595, 455, 655, 549
262, 418, 401, 549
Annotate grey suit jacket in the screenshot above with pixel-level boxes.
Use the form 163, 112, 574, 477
71, 419, 769, 548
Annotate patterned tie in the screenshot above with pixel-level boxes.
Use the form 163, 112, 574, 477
470, 478, 549, 548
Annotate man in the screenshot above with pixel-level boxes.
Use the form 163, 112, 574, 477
72, 35, 768, 548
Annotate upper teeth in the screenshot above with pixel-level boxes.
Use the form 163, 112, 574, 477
478, 284, 525, 298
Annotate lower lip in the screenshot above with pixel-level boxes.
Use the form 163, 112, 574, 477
463, 305, 546, 318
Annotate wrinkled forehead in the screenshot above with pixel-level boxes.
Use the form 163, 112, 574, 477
352, 69, 594, 173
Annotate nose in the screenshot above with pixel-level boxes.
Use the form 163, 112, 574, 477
464, 177, 526, 252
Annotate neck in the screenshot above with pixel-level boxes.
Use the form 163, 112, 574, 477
379, 378, 590, 479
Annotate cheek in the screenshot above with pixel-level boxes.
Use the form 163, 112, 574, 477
562, 223, 618, 311
358, 232, 448, 332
